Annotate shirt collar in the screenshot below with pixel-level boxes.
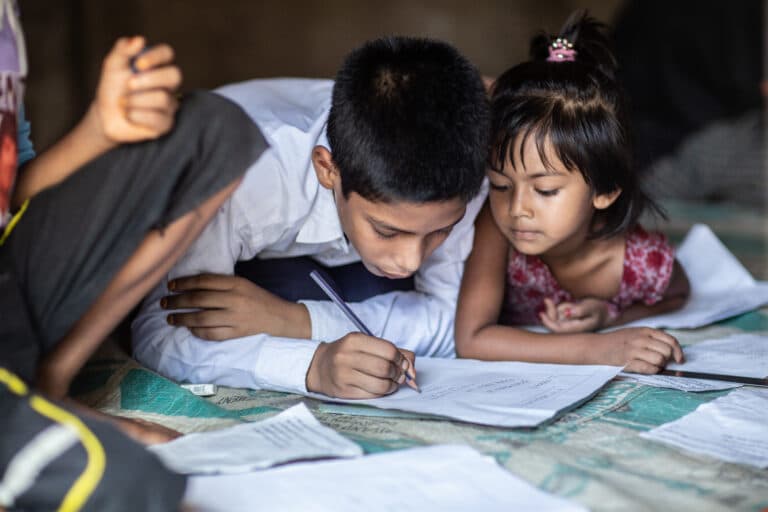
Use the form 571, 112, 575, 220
295, 128, 348, 248
295, 184, 347, 246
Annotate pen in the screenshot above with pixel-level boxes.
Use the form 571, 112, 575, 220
659, 369, 768, 387
309, 270, 421, 392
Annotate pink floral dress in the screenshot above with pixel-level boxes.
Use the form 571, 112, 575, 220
500, 226, 675, 326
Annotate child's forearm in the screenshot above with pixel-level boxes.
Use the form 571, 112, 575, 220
455, 324, 598, 364
12, 104, 116, 207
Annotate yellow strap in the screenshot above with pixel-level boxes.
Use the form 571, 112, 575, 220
0, 368, 105, 512
29, 396, 106, 512
0, 367, 28, 395
0, 199, 29, 246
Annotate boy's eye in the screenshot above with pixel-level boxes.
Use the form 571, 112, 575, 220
489, 183, 509, 192
536, 188, 559, 197
374, 228, 397, 239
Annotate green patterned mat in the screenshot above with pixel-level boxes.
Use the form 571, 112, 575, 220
74, 205, 768, 511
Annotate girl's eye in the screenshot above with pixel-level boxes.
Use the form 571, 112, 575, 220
536, 188, 559, 197
489, 183, 510, 192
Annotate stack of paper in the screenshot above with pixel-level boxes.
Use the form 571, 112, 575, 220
624, 224, 768, 329
620, 333, 768, 391
310, 358, 621, 427
184, 444, 587, 511
149, 403, 361, 474
664, 333, 768, 377
641, 388, 768, 468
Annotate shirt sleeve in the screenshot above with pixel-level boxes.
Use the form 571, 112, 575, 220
301, 184, 487, 358
131, 178, 321, 394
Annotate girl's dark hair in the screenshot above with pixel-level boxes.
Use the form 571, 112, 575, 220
490, 10, 661, 239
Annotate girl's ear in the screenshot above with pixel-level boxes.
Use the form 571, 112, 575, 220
312, 146, 339, 190
593, 188, 622, 210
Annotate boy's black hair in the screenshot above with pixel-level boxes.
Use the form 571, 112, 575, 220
490, 10, 661, 239
327, 36, 489, 203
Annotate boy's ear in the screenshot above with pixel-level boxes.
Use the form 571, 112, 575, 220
312, 146, 339, 190
592, 188, 622, 210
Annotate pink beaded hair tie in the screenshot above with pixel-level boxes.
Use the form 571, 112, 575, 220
547, 37, 577, 62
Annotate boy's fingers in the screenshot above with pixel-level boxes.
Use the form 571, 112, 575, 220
129, 66, 182, 92
126, 108, 174, 133
399, 349, 416, 379
161, 291, 230, 310
105, 36, 145, 70
167, 310, 228, 328
169, 274, 238, 292
353, 352, 404, 382
132, 43, 175, 72
354, 335, 402, 363
349, 369, 400, 397
124, 90, 178, 113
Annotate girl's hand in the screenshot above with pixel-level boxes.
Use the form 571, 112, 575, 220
539, 297, 611, 333
596, 327, 684, 374
90, 36, 182, 146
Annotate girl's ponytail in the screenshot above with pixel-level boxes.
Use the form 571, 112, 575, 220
530, 10, 619, 83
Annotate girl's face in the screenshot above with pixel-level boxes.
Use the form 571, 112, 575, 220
487, 133, 617, 259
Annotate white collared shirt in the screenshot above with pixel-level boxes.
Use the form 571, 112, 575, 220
132, 78, 486, 394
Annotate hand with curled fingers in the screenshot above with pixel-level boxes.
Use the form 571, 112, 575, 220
91, 36, 182, 145
115, 417, 182, 445
162, 274, 311, 341
539, 297, 613, 333
596, 327, 684, 374
305, 333, 418, 399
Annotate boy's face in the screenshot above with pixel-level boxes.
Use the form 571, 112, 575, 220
313, 147, 466, 278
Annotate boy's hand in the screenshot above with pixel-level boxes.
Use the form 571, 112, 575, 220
596, 327, 684, 374
306, 333, 417, 399
91, 36, 182, 146
114, 416, 182, 445
539, 297, 611, 333
162, 274, 312, 340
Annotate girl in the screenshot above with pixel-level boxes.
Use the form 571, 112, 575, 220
455, 12, 690, 374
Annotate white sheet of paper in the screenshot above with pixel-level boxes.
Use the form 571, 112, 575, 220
623, 224, 768, 329
618, 373, 741, 392
641, 388, 768, 468
664, 333, 768, 377
149, 403, 361, 474
184, 444, 587, 512
618, 333, 768, 391
310, 358, 621, 428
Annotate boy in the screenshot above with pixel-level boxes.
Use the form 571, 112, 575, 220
132, 36, 490, 399
0, 7, 266, 508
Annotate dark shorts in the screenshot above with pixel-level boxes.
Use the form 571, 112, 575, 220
0, 90, 266, 382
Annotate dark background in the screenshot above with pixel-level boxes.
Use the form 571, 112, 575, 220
21, 0, 622, 151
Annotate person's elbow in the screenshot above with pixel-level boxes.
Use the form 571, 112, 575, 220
453, 324, 480, 359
